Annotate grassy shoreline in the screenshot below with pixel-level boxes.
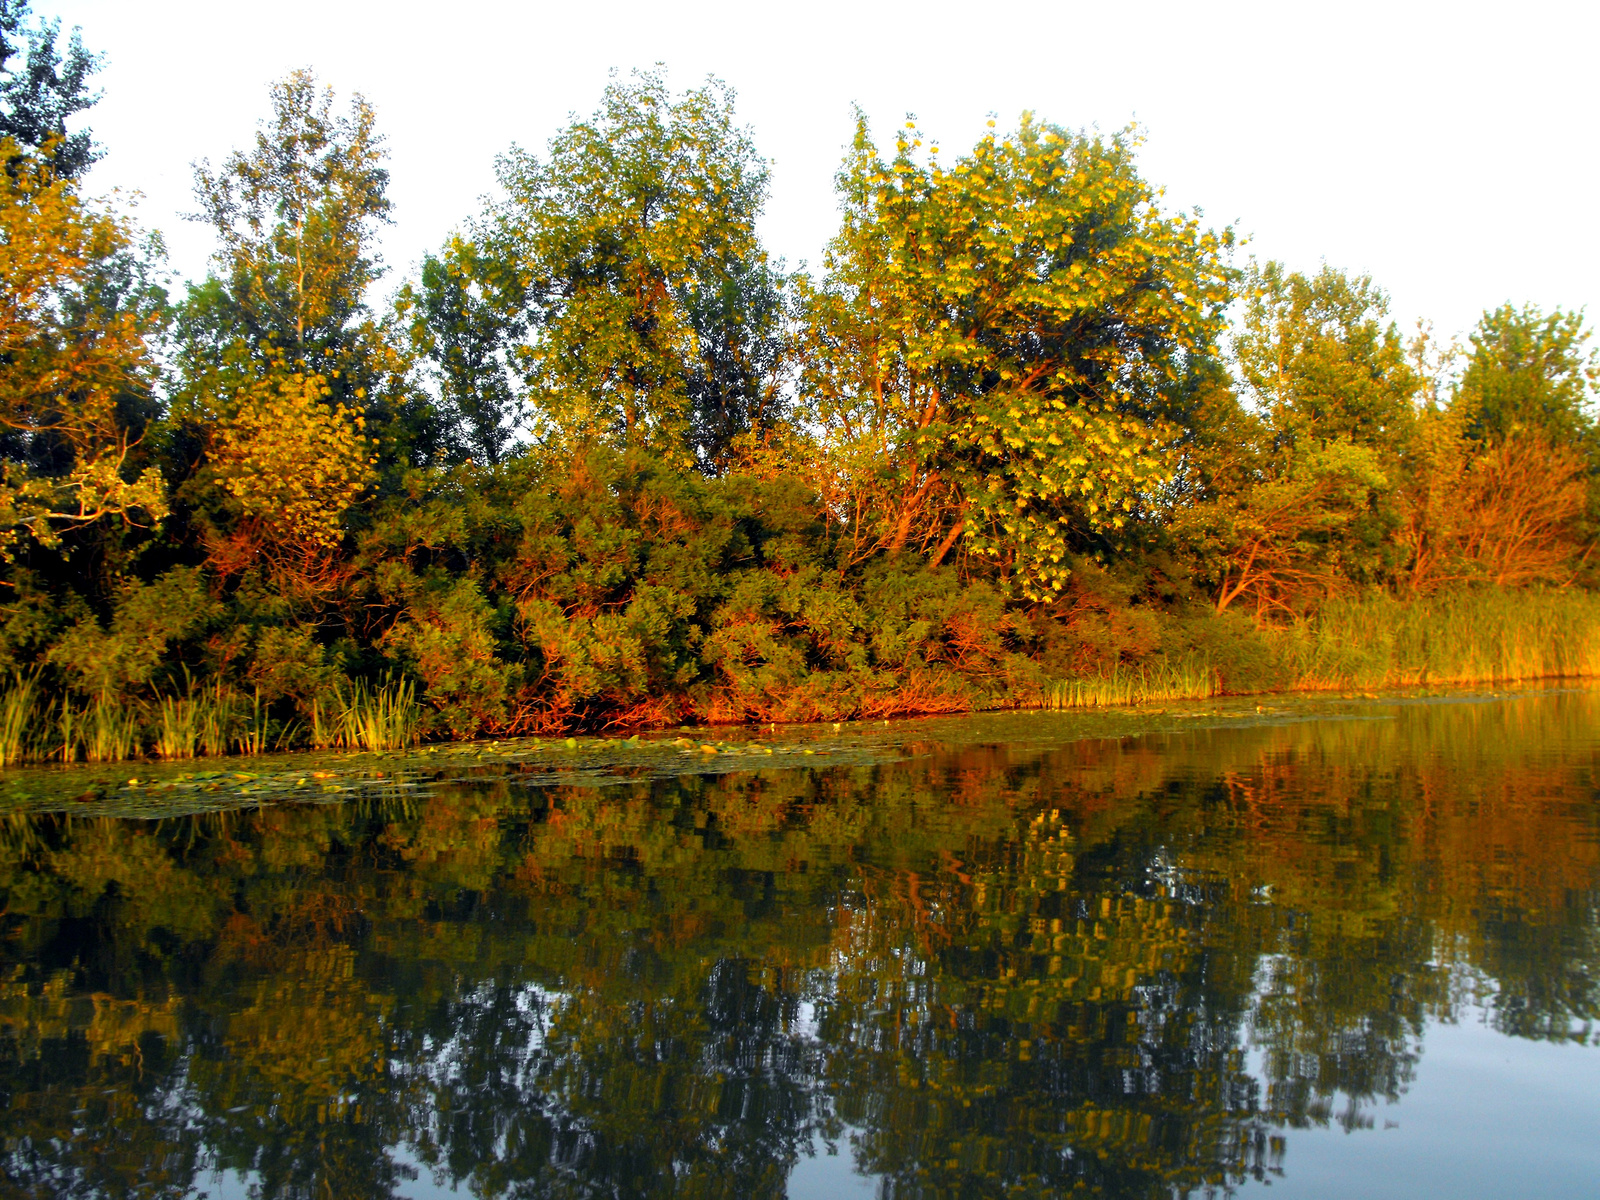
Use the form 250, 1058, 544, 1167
0, 681, 1588, 820
2, 587, 1598, 768
1034, 588, 1600, 711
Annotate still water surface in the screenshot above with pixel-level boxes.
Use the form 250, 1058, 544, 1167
1, 689, 1597, 1198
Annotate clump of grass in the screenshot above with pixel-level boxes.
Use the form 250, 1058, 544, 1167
1039, 654, 1220, 710
61, 694, 142, 764
155, 693, 201, 759
333, 676, 421, 752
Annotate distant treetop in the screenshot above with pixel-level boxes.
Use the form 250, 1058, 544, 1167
0, 0, 100, 178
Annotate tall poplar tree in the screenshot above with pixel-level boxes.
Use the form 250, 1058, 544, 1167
181, 70, 392, 409
175, 72, 411, 572
483, 70, 783, 465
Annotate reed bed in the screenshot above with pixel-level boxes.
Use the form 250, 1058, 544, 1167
0, 674, 423, 767
1038, 654, 1221, 710
1276, 587, 1600, 690
1029, 587, 1600, 712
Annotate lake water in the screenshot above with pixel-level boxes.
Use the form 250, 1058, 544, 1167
0, 688, 1596, 1198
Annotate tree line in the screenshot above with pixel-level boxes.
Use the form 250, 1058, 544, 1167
2, 2, 1597, 737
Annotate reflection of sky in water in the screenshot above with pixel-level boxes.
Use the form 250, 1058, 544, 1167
1252, 1016, 1599, 1199
200, 1008, 1600, 1200
788, 1137, 879, 1199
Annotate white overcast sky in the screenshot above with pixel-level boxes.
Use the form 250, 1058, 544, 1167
39, 0, 1600, 343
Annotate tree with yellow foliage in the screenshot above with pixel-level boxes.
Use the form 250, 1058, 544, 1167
208, 368, 374, 554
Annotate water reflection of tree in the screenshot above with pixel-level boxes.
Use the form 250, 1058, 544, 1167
0, 693, 1595, 1197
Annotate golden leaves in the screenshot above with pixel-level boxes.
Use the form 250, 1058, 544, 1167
0, 140, 167, 556
210, 371, 375, 550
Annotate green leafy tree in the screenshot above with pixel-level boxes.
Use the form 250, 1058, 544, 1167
1233, 261, 1419, 450
681, 252, 790, 471
1393, 306, 1596, 593
1175, 262, 1419, 615
1175, 440, 1390, 615
1453, 303, 1597, 449
399, 233, 524, 465
487, 70, 782, 464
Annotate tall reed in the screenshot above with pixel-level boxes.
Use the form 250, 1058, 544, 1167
54, 696, 75, 763
199, 685, 233, 757
0, 671, 427, 768
67, 694, 141, 764
0, 675, 40, 766
307, 693, 335, 751
235, 690, 271, 755
157, 683, 279, 759
155, 694, 201, 759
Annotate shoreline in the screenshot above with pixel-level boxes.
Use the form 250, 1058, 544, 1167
1, 678, 1591, 819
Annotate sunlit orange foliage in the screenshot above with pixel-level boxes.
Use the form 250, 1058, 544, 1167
1401, 420, 1590, 593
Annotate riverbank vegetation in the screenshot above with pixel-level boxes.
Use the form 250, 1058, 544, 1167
1, 5, 1598, 762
